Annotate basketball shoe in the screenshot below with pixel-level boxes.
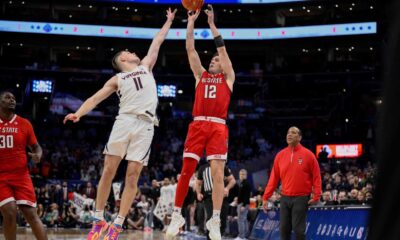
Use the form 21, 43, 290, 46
86, 220, 108, 240
103, 223, 123, 240
206, 217, 221, 240
166, 212, 185, 239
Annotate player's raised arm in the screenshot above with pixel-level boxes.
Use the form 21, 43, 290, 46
205, 5, 235, 86
141, 8, 177, 71
186, 10, 206, 85
63, 76, 118, 124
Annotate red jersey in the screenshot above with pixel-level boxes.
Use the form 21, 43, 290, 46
192, 71, 232, 119
0, 115, 37, 176
263, 144, 322, 202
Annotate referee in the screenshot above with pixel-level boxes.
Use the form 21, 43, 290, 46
196, 162, 236, 238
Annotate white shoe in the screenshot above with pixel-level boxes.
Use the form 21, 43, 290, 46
206, 217, 222, 240
166, 212, 185, 239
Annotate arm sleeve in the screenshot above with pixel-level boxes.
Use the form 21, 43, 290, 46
26, 120, 38, 146
310, 152, 322, 201
263, 154, 281, 201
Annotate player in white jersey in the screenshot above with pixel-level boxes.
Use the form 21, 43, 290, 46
63, 8, 176, 240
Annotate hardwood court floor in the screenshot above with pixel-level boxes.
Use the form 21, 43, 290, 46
0, 228, 210, 240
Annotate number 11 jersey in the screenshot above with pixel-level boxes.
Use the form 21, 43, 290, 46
116, 65, 158, 121
192, 71, 232, 119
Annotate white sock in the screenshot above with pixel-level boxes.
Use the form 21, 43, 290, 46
173, 207, 182, 214
212, 210, 221, 219
94, 210, 104, 221
114, 215, 125, 226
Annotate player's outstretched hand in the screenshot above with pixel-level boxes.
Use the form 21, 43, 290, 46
166, 7, 177, 22
28, 152, 41, 163
262, 200, 269, 213
204, 4, 214, 24
187, 9, 201, 22
63, 113, 80, 124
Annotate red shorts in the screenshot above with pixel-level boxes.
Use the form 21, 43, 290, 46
0, 173, 36, 208
183, 120, 229, 161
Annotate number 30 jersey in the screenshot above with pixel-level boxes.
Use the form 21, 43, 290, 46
0, 115, 37, 175
192, 71, 232, 120
116, 65, 158, 121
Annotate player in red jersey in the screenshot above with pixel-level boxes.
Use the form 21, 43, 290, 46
166, 5, 235, 240
0, 91, 48, 240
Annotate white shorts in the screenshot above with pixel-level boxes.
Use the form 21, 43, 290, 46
103, 114, 154, 166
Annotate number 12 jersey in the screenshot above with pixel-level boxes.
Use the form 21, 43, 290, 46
192, 71, 232, 119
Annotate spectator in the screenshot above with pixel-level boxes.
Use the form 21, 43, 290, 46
236, 169, 252, 240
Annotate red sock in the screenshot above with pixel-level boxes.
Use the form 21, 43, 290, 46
174, 157, 198, 207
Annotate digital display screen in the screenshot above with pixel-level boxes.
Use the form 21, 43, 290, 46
32, 80, 53, 93
0, 20, 377, 40
157, 85, 176, 97
316, 144, 363, 159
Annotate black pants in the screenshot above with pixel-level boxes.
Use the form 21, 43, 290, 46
196, 201, 206, 233
280, 195, 309, 240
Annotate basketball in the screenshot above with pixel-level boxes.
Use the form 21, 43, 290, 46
181, 0, 204, 11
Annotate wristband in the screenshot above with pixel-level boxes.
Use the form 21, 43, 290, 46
214, 35, 225, 48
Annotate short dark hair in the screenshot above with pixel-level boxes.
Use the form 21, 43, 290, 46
212, 52, 219, 58
289, 126, 302, 136
0, 90, 13, 98
111, 51, 124, 71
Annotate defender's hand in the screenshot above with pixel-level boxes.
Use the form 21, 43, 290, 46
166, 7, 177, 22
63, 113, 80, 124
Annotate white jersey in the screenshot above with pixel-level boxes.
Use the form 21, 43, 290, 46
116, 65, 158, 121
